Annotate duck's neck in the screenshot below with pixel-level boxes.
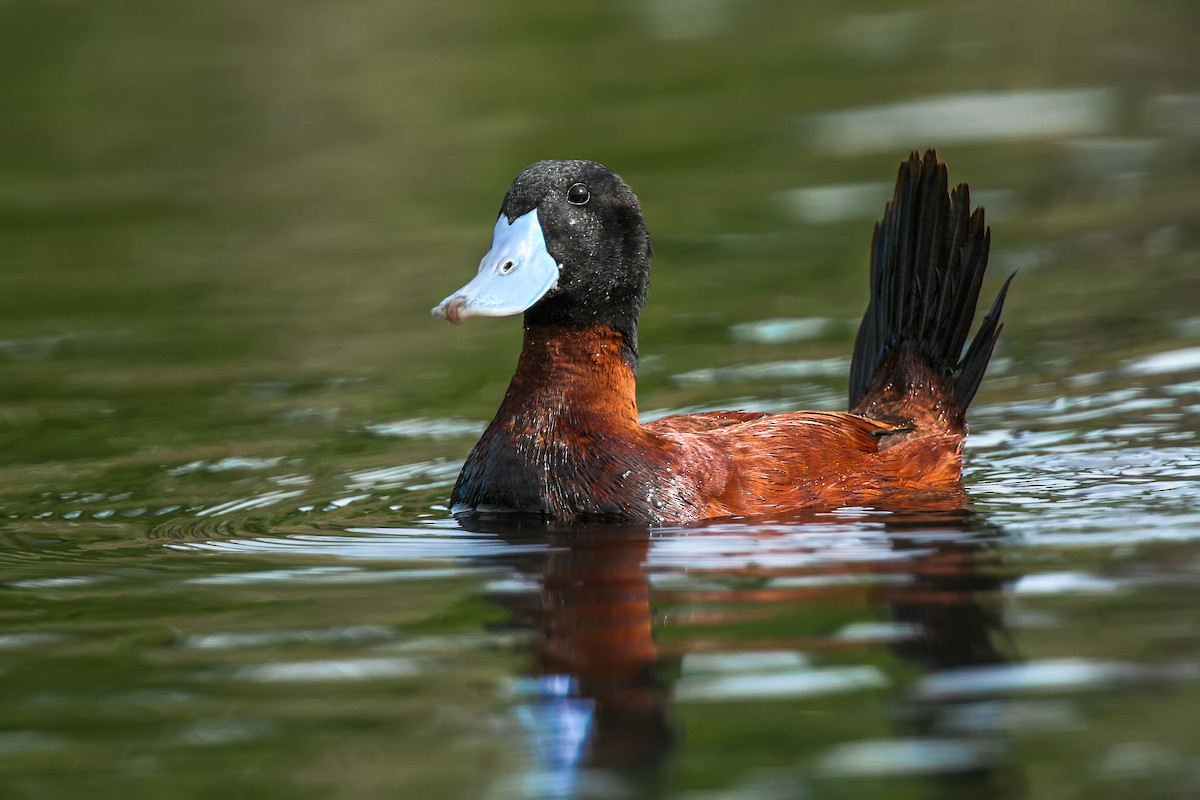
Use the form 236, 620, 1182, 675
496, 324, 640, 428
454, 324, 661, 519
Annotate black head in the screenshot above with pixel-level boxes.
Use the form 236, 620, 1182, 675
504, 161, 653, 361
433, 160, 653, 363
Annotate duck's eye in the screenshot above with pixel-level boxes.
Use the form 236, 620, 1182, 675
567, 183, 590, 205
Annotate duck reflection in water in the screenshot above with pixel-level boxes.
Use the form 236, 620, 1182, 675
467, 517, 670, 794
459, 506, 1021, 797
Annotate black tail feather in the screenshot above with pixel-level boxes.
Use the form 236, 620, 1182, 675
954, 271, 1014, 411
849, 150, 1012, 416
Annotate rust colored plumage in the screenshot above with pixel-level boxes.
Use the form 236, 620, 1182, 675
443, 151, 1012, 525
452, 325, 966, 524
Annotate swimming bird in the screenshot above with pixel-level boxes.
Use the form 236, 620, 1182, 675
432, 151, 1012, 525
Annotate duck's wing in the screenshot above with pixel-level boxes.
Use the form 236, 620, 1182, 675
643, 410, 771, 435
651, 410, 898, 444
652, 411, 957, 517
716, 410, 901, 454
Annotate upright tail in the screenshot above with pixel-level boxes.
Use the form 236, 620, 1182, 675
849, 150, 1013, 435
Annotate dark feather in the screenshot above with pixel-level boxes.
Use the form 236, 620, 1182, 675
849, 150, 1013, 425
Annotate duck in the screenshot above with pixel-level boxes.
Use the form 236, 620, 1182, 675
432, 150, 1012, 525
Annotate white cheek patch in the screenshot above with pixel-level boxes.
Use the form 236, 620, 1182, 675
432, 209, 561, 323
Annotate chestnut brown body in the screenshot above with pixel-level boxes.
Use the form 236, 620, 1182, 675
452, 326, 968, 525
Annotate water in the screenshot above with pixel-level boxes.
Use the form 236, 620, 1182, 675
3, 1, 1200, 798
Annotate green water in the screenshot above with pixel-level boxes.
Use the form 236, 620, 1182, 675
3, 1, 1200, 798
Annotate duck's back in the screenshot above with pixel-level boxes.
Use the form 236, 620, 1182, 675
646, 409, 963, 518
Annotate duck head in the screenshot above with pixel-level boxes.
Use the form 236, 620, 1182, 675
432, 160, 653, 360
